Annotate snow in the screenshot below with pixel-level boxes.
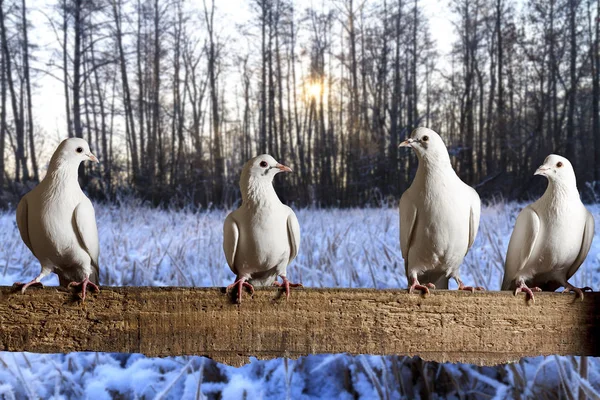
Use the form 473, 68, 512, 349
0, 201, 599, 398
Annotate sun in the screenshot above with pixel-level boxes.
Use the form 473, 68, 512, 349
306, 81, 323, 100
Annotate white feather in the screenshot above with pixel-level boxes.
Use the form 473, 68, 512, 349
222, 214, 239, 272
502, 154, 594, 291
399, 127, 481, 289
223, 155, 300, 286
15, 138, 100, 286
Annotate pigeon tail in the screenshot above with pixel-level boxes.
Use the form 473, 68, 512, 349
248, 274, 278, 287
418, 270, 449, 290
58, 268, 98, 288
432, 274, 449, 290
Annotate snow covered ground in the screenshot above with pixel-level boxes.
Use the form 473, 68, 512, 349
0, 200, 599, 398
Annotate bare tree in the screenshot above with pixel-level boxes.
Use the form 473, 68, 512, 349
21, 0, 38, 181
204, 0, 224, 204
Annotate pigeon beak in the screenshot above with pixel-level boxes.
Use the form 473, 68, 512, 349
276, 163, 292, 173
399, 138, 414, 148
534, 166, 550, 176
87, 153, 99, 163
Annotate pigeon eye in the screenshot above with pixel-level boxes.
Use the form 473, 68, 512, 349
556, 162, 563, 168
259, 161, 268, 168
76, 147, 83, 153
422, 136, 429, 142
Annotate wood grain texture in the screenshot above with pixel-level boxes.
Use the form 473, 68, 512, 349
0, 287, 598, 367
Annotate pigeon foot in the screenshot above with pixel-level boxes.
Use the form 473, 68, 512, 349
408, 278, 435, 295
12, 280, 44, 294
273, 277, 303, 300
226, 278, 254, 304
562, 284, 593, 301
514, 283, 541, 303
68, 277, 100, 301
457, 281, 485, 293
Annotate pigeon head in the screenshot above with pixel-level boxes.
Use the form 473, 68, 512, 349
240, 155, 292, 205
242, 154, 292, 181
399, 127, 449, 162
534, 154, 576, 184
51, 138, 99, 167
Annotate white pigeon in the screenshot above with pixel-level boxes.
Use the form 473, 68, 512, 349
501, 154, 594, 302
223, 154, 301, 303
15, 138, 100, 300
399, 127, 483, 294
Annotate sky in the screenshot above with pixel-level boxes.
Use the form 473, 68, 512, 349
27, 0, 456, 163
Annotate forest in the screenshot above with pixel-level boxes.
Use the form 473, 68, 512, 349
0, 0, 599, 207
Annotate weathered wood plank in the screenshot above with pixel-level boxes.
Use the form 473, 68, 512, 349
0, 287, 598, 366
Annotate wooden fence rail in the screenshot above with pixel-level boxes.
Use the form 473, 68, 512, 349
0, 287, 598, 367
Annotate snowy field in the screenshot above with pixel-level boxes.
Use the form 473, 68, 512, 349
0, 200, 599, 398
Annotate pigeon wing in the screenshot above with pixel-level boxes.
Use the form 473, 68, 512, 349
566, 210, 595, 280
467, 188, 481, 252
73, 198, 100, 282
223, 213, 240, 274
287, 211, 301, 264
16, 196, 33, 253
399, 191, 418, 261
501, 207, 540, 290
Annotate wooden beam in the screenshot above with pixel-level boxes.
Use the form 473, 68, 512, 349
0, 287, 598, 366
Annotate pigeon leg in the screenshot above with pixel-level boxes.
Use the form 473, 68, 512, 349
273, 276, 303, 300
514, 281, 542, 303
13, 270, 50, 294
226, 277, 254, 304
68, 277, 100, 301
561, 283, 593, 300
408, 277, 435, 295
456, 279, 485, 293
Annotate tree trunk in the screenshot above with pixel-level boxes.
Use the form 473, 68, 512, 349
72, 0, 83, 140
21, 0, 38, 181
112, 0, 139, 182
0, 27, 5, 193
62, 0, 73, 138
593, 0, 600, 180
204, 0, 224, 205
565, 0, 578, 162
0, 0, 27, 182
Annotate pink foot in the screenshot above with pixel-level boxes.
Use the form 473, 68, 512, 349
68, 277, 100, 301
458, 281, 485, 293
562, 284, 593, 300
408, 278, 435, 295
273, 277, 303, 300
514, 283, 541, 303
226, 278, 254, 304
12, 280, 44, 294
